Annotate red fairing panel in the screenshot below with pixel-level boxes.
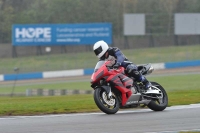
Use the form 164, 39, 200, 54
106, 74, 133, 106
91, 61, 133, 106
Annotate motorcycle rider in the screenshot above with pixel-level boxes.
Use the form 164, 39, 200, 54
93, 40, 152, 92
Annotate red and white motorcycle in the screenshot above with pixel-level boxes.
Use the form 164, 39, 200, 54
90, 60, 168, 114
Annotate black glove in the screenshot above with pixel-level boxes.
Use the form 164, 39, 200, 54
113, 62, 120, 69
91, 83, 98, 88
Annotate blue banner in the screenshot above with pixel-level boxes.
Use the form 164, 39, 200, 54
12, 23, 112, 46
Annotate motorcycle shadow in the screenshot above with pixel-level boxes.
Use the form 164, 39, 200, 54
96, 108, 168, 116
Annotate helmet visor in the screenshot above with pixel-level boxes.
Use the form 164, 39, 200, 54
94, 46, 103, 56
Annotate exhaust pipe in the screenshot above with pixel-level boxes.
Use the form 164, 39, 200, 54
138, 100, 151, 105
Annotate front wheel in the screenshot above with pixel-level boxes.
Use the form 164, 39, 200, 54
94, 87, 119, 114
147, 82, 168, 111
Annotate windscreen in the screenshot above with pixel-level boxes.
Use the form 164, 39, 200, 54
94, 61, 105, 72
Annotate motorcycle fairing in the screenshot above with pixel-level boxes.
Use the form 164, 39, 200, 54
92, 70, 104, 83
106, 74, 133, 106
118, 74, 133, 88
91, 65, 107, 84
91, 61, 139, 106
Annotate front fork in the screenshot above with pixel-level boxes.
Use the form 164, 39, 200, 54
100, 83, 112, 99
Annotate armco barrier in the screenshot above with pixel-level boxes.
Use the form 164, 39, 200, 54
165, 60, 200, 69
0, 60, 200, 81
0, 89, 94, 97
26, 89, 94, 96
4, 72, 43, 81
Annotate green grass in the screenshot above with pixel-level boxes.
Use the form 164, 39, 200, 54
0, 74, 200, 116
0, 89, 200, 116
169, 89, 200, 105
0, 95, 97, 116
0, 45, 200, 74
149, 74, 200, 91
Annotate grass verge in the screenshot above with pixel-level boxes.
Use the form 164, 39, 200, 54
0, 88, 200, 116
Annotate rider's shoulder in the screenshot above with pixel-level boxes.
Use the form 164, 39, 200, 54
109, 47, 120, 52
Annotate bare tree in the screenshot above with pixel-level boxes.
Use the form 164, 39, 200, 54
159, 0, 179, 35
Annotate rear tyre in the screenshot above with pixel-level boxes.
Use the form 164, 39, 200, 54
94, 87, 119, 114
147, 82, 168, 111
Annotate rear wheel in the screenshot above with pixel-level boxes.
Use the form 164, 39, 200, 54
147, 82, 168, 111
94, 87, 119, 114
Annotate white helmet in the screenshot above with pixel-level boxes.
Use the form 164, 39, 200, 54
93, 40, 109, 59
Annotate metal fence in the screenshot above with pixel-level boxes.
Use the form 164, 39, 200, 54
1, 0, 200, 43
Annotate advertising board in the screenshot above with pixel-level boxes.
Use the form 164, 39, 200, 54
12, 23, 112, 46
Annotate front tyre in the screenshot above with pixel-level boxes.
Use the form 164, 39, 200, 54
94, 87, 119, 114
147, 82, 168, 111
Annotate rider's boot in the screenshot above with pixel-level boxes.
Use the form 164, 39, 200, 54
140, 76, 159, 94
140, 76, 152, 90
128, 68, 159, 94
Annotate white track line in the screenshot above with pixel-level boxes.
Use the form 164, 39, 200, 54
0, 104, 200, 120
147, 128, 200, 133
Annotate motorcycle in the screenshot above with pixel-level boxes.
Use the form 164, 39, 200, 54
90, 60, 168, 114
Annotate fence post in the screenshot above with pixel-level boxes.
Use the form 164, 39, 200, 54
26, 89, 32, 96
73, 90, 80, 94
60, 89, 67, 95
37, 89, 43, 96
48, 89, 54, 96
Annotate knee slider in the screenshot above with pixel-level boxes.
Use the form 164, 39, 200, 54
126, 65, 141, 80
126, 65, 136, 74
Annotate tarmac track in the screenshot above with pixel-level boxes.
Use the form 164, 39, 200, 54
0, 104, 200, 133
